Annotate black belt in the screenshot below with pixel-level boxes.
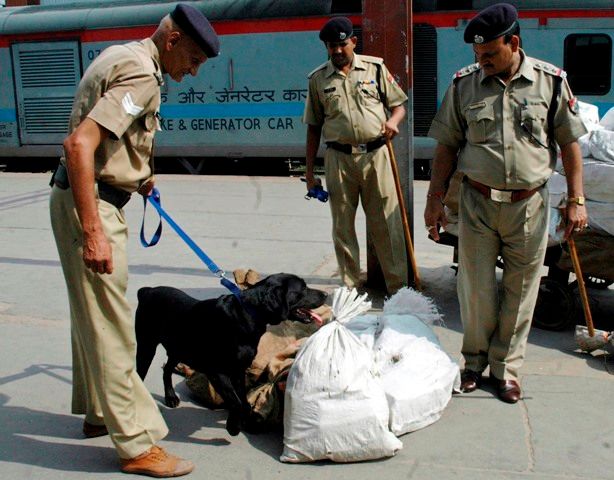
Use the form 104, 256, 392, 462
326, 137, 386, 155
50, 163, 132, 209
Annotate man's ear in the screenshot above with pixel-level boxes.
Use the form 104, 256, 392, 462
510, 35, 520, 52
167, 31, 181, 50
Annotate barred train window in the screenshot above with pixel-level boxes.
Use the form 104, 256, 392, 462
564, 34, 612, 96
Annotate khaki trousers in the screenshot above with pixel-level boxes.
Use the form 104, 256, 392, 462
324, 146, 408, 293
457, 181, 549, 381
50, 186, 168, 459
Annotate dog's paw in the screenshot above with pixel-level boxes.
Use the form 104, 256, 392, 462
225, 417, 241, 436
164, 394, 181, 408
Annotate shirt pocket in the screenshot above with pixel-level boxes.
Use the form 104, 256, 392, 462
520, 103, 548, 146
465, 102, 495, 144
323, 92, 342, 114
357, 84, 381, 106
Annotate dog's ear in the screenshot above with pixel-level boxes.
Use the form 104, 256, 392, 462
262, 285, 289, 323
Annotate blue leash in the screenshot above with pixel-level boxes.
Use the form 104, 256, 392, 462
140, 187, 243, 297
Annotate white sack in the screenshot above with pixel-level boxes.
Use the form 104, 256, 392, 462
585, 200, 614, 237
548, 171, 614, 235
578, 101, 601, 127
576, 101, 602, 157
373, 313, 460, 436
600, 106, 614, 130
583, 161, 614, 203
345, 314, 381, 350
281, 289, 402, 463
589, 129, 614, 164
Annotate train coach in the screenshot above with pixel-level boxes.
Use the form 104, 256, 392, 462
0, 0, 612, 171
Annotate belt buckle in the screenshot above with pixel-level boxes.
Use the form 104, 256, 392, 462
353, 144, 367, 154
490, 188, 512, 203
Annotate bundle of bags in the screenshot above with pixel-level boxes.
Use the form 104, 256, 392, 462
549, 103, 614, 240
281, 287, 460, 463
544, 103, 614, 280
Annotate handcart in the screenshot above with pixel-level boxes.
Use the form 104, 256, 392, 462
429, 226, 614, 332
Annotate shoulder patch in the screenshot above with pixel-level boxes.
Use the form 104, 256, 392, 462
307, 62, 328, 79
452, 62, 480, 81
533, 61, 566, 78
358, 54, 384, 65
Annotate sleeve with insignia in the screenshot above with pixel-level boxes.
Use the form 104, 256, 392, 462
532, 60, 566, 79
87, 45, 161, 140
452, 62, 480, 82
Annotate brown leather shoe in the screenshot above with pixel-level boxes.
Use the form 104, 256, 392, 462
83, 421, 108, 439
120, 446, 194, 478
460, 370, 483, 393
491, 376, 522, 404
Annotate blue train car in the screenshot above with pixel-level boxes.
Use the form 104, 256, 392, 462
0, 0, 343, 162
0, 0, 612, 166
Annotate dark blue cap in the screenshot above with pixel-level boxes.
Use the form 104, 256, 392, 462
319, 16, 354, 43
464, 3, 519, 44
170, 3, 220, 57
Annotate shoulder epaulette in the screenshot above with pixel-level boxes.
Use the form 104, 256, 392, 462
307, 62, 328, 79
533, 60, 567, 79
358, 54, 384, 65
452, 62, 480, 81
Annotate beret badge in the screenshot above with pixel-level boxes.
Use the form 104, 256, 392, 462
474, 35, 484, 44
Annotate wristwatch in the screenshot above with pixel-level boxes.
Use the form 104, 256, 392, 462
567, 196, 585, 206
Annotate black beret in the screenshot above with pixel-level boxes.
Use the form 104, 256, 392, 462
319, 16, 354, 43
464, 3, 519, 44
171, 3, 220, 57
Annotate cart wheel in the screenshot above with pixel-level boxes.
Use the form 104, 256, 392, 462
532, 278, 576, 331
584, 276, 613, 290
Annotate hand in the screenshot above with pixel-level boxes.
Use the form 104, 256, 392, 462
304, 174, 320, 192
382, 120, 400, 139
137, 178, 155, 197
563, 203, 588, 240
83, 230, 113, 274
424, 196, 447, 242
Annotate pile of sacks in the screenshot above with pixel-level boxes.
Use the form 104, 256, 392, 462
549, 103, 614, 238
281, 287, 460, 463
547, 103, 614, 281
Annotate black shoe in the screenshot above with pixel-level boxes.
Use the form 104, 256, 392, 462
460, 370, 483, 393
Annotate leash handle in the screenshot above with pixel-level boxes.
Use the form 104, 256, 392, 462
140, 189, 163, 247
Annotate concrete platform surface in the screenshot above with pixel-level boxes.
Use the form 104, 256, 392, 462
1, 172, 613, 480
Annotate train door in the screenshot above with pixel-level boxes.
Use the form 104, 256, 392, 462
11, 41, 81, 145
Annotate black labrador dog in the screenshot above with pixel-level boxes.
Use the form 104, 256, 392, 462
135, 273, 327, 436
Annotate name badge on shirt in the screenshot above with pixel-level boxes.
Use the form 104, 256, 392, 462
324, 87, 336, 94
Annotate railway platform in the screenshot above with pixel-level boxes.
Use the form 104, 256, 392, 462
0, 172, 613, 480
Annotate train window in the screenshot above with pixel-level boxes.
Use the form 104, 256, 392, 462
564, 34, 612, 96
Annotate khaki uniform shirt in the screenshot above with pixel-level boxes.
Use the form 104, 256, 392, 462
303, 54, 408, 144
62, 38, 163, 192
428, 50, 587, 190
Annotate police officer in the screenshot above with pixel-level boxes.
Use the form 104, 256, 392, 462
424, 3, 587, 403
49, 4, 219, 476
304, 16, 408, 295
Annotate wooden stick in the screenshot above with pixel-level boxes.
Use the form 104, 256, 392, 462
568, 236, 595, 337
386, 137, 421, 290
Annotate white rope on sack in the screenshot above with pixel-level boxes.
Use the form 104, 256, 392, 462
330, 287, 372, 324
